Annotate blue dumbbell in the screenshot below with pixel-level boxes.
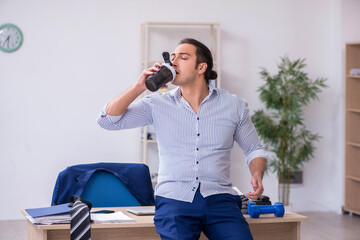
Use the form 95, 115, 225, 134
247, 202, 285, 218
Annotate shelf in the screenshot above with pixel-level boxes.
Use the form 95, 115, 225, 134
343, 207, 360, 216
346, 110, 360, 142
141, 139, 157, 143
345, 42, 360, 215
347, 108, 360, 113
346, 41, 360, 45
347, 75, 360, 79
346, 176, 360, 182
142, 22, 220, 27
345, 178, 360, 213
347, 142, 360, 148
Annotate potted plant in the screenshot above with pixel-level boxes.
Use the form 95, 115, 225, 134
251, 56, 327, 206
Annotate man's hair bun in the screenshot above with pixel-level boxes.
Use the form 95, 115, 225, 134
207, 70, 218, 80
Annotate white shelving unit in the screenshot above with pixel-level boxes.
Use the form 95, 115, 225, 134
138, 22, 221, 181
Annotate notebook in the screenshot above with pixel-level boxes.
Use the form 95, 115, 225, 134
126, 207, 155, 216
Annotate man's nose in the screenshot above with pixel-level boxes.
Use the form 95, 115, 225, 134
171, 57, 178, 66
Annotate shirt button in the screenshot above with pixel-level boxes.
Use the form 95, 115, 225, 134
196, 177, 198, 180
196, 161, 199, 164
197, 133, 200, 136
197, 117, 199, 120
196, 148, 199, 151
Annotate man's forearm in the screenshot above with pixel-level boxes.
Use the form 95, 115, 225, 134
106, 83, 146, 116
249, 157, 267, 179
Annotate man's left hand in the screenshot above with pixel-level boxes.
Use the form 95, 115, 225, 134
246, 175, 264, 200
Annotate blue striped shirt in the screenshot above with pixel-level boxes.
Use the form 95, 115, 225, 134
97, 85, 267, 202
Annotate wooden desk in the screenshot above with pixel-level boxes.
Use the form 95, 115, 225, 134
22, 207, 308, 240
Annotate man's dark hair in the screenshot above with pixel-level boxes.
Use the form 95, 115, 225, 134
179, 38, 218, 84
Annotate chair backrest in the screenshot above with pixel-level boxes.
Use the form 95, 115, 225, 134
81, 171, 141, 207
51, 163, 155, 207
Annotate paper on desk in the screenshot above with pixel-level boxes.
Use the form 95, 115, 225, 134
26, 210, 135, 225
26, 214, 70, 225
90, 211, 135, 223
232, 186, 244, 196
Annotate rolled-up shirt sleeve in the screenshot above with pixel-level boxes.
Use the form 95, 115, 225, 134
97, 96, 153, 130
234, 99, 268, 166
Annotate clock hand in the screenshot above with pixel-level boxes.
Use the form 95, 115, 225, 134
4, 35, 10, 49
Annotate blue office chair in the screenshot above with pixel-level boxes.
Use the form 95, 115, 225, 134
81, 171, 141, 207
51, 162, 155, 207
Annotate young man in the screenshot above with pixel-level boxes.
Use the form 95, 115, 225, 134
97, 38, 267, 240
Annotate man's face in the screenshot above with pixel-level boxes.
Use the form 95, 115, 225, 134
171, 43, 200, 86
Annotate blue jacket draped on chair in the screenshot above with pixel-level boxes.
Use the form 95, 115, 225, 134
51, 162, 155, 207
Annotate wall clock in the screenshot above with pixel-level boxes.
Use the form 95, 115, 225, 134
0, 23, 23, 53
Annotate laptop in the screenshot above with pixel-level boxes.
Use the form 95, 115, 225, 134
126, 207, 155, 216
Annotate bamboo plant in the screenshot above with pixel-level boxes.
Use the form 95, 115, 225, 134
251, 56, 327, 205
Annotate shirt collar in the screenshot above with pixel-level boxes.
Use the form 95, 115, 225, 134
169, 83, 218, 101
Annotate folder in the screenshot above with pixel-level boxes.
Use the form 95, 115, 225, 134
26, 203, 71, 218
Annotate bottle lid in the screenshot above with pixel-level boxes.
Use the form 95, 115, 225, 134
162, 63, 176, 81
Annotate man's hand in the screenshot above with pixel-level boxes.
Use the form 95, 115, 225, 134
136, 62, 163, 91
105, 62, 163, 116
246, 174, 264, 200
247, 157, 267, 200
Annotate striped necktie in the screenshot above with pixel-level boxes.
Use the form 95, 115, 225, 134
70, 200, 91, 240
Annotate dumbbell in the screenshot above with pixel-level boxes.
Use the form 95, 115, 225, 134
247, 202, 285, 218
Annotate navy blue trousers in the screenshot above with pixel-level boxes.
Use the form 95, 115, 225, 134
154, 189, 253, 240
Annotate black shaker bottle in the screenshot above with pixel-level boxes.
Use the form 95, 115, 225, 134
145, 52, 176, 92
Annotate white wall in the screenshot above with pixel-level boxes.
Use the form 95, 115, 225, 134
0, 0, 355, 220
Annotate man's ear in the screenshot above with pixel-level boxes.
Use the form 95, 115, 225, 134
199, 63, 207, 74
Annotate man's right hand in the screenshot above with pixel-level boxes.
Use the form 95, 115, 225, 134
136, 62, 163, 91
105, 63, 164, 116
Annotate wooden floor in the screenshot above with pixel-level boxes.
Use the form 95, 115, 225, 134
1, 212, 360, 240
300, 212, 360, 240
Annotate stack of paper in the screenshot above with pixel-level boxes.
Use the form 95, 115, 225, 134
26, 214, 70, 225
26, 211, 135, 225
25, 203, 71, 225
25, 204, 135, 225
90, 211, 135, 223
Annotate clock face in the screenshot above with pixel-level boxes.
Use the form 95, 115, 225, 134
0, 23, 23, 53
